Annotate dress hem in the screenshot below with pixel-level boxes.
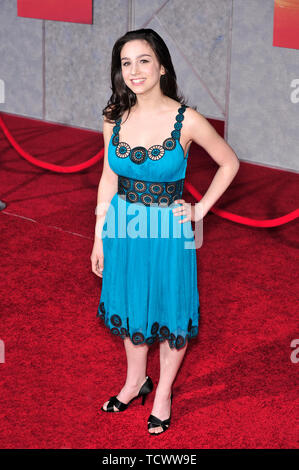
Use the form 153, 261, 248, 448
97, 301, 200, 351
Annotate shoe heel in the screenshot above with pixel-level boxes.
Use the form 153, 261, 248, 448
141, 393, 147, 405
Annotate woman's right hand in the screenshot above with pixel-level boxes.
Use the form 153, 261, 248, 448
90, 238, 104, 278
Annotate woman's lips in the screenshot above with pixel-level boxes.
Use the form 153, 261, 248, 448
131, 79, 146, 85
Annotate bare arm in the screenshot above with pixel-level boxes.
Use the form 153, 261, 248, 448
186, 108, 240, 219
94, 116, 118, 240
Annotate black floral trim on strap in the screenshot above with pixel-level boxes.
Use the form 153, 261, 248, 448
97, 301, 200, 351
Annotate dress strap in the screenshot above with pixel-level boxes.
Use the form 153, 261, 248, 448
171, 104, 187, 144
111, 117, 121, 146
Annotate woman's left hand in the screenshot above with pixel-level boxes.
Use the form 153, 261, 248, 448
172, 199, 202, 223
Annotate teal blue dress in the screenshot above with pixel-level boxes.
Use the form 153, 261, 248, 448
97, 104, 200, 350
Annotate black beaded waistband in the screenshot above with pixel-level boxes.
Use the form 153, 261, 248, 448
117, 175, 184, 207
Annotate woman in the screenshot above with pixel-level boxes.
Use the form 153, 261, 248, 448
90, 28, 240, 435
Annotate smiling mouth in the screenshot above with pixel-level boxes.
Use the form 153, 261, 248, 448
131, 78, 146, 84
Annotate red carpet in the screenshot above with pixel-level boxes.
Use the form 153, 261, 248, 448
0, 113, 298, 449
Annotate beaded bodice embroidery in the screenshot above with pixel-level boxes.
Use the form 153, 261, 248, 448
111, 104, 188, 164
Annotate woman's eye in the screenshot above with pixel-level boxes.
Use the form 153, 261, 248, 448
122, 59, 149, 66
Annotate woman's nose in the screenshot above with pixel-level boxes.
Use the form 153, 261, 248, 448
131, 61, 140, 74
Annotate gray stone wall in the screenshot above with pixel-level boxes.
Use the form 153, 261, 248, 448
0, 0, 298, 171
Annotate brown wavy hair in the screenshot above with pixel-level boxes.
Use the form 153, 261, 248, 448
102, 28, 195, 124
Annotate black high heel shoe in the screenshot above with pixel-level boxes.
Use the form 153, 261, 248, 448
101, 376, 153, 412
147, 392, 173, 435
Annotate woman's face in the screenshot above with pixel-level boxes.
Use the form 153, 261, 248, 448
120, 39, 165, 95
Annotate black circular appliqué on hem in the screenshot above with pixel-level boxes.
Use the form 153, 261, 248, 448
96, 302, 199, 351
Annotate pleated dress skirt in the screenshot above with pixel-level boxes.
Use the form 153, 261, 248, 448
97, 191, 200, 350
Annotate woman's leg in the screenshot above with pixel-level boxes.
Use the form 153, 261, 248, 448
148, 340, 188, 433
102, 337, 150, 411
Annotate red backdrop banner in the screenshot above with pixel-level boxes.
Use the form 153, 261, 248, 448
273, 0, 299, 49
17, 0, 92, 24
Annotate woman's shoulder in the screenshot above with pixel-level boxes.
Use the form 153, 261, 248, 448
175, 103, 205, 144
